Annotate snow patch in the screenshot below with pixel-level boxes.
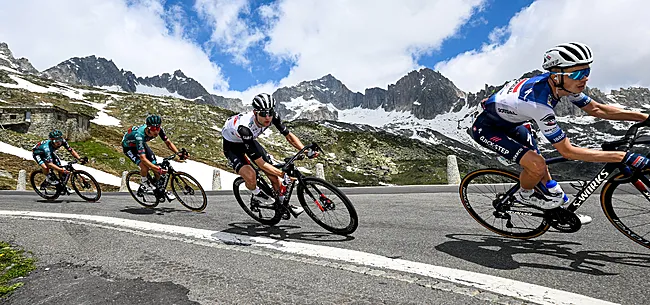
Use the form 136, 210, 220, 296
135, 84, 186, 99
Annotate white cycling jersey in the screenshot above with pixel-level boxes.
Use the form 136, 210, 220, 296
221, 111, 288, 143
483, 73, 592, 144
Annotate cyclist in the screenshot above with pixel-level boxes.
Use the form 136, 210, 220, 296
471, 42, 650, 224
32, 129, 84, 185
122, 114, 188, 193
222, 93, 320, 215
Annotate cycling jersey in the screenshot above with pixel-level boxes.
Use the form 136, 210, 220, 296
121, 124, 168, 155
222, 111, 290, 172
482, 72, 591, 144
221, 111, 289, 143
32, 139, 72, 165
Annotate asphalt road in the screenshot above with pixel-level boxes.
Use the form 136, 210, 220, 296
0, 189, 648, 305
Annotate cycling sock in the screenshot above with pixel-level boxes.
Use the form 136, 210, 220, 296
518, 188, 534, 196
140, 176, 148, 184
252, 187, 261, 195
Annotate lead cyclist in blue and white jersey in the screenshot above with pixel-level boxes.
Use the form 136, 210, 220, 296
471, 42, 650, 224
222, 93, 320, 215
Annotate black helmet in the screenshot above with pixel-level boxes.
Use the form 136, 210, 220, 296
146, 114, 162, 127
252, 93, 276, 110
48, 129, 63, 140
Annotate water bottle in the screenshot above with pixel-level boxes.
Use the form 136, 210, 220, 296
279, 173, 290, 203
546, 180, 569, 204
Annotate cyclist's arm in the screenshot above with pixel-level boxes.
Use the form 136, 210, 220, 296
253, 158, 284, 178
284, 132, 305, 151
271, 115, 307, 151
163, 139, 179, 154
553, 138, 626, 163
581, 100, 649, 122
69, 148, 81, 160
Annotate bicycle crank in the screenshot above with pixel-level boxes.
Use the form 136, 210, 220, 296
546, 208, 582, 233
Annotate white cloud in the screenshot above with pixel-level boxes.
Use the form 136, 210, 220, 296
262, 0, 485, 92
194, 0, 265, 67
435, 0, 650, 93
0, 0, 229, 92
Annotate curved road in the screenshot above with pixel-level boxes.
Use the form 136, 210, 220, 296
0, 188, 647, 305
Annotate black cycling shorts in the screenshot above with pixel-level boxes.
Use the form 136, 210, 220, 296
223, 139, 271, 173
33, 152, 61, 166
471, 111, 540, 164
123, 145, 157, 166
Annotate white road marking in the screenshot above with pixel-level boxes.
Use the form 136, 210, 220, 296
0, 210, 617, 305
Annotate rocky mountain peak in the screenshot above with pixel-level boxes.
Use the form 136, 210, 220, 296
0, 42, 38, 74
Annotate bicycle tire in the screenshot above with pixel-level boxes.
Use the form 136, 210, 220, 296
459, 168, 549, 239
71, 170, 102, 202
171, 171, 207, 212
297, 177, 358, 235
30, 169, 60, 200
233, 177, 282, 226
126, 170, 160, 208
601, 169, 650, 249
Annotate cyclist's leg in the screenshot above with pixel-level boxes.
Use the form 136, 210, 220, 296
142, 144, 160, 180
505, 125, 548, 189
33, 152, 49, 174
224, 140, 257, 190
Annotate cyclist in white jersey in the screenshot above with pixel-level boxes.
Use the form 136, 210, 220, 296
471, 42, 650, 224
222, 93, 319, 214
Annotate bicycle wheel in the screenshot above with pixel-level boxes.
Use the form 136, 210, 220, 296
126, 170, 160, 208
71, 170, 102, 202
30, 170, 60, 200
459, 168, 550, 239
297, 177, 358, 235
601, 169, 650, 249
171, 172, 207, 212
233, 177, 282, 226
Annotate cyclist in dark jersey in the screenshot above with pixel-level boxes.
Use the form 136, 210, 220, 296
32, 129, 83, 185
222, 93, 319, 215
471, 42, 650, 224
122, 114, 188, 192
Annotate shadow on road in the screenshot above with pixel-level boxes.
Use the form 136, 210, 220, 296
435, 233, 650, 275
219, 221, 355, 243
36, 199, 92, 204
120, 207, 196, 215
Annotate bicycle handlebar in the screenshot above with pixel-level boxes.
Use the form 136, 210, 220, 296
281, 142, 321, 173
608, 122, 648, 183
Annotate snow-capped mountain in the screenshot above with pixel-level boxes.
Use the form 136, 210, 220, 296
39, 55, 242, 110
0, 43, 38, 74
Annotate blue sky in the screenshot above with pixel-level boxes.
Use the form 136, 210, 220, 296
161, 0, 535, 92
2, 0, 650, 96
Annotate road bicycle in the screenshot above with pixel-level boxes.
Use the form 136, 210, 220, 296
459, 122, 650, 250
233, 143, 358, 235
126, 149, 207, 212
30, 157, 101, 201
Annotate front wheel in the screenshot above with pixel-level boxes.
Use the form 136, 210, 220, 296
297, 177, 358, 235
30, 170, 60, 200
126, 170, 160, 208
171, 172, 207, 212
601, 169, 650, 249
459, 168, 550, 239
233, 177, 281, 226
71, 170, 102, 202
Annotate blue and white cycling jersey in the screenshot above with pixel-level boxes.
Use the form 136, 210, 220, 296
483, 73, 591, 144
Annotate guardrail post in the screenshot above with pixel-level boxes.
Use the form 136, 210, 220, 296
16, 170, 26, 191
119, 171, 128, 192
315, 163, 325, 179
212, 169, 221, 190
447, 155, 461, 185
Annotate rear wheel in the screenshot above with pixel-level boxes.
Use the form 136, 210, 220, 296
601, 169, 650, 249
30, 170, 60, 200
233, 177, 281, 226
71, 170, 101, 202
297, 177, 358, 235
171, 172, 207, 212
126, 170, 160, 208
459, 168, 550, 239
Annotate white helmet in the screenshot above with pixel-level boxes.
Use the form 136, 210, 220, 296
252, 93, 276, 110
542, 42, 593, 70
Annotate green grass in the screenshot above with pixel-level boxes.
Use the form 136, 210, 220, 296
0, 242, 36, 297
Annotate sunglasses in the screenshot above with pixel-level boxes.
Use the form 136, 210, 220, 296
257, 109, 275, 117
52, 138, 63, 144
149, 126, 161, 132
554, 67, 590, 81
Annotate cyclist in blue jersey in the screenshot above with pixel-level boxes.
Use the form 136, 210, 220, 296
471, 42, 650, 224
32, 129, 84, 185
222, 93, 320, 215
122, 114, 188, 192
